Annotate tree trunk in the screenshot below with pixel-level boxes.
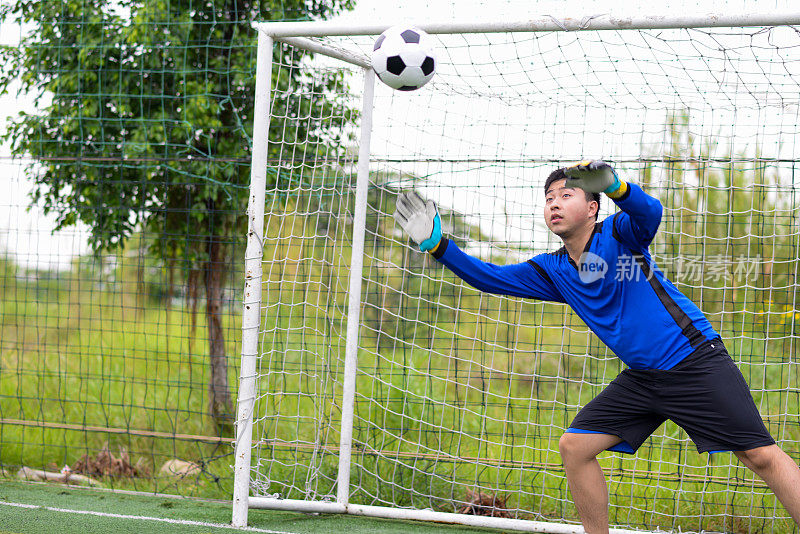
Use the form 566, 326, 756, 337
206, 235, 234, 436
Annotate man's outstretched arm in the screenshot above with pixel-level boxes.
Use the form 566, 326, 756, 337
430, 238, 564, 302
565, 160, 663, 250
393, 192, 564, 302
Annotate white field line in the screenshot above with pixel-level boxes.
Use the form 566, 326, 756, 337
0, 500, 297, 533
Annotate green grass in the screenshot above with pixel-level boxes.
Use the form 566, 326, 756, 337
0, 480, 498, 533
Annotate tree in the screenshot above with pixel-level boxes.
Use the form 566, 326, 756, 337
0, 0, 354, 435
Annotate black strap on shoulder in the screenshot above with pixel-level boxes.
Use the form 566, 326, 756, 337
527, 259, 555, 286
611, 212, 624, 243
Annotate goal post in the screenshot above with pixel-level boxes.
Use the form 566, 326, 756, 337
232, 29, 273, 528
232, 28, 379, 527
234, 14, 800, 532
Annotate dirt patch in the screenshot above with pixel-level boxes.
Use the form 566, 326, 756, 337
457, 490, 513, 518
71, 443, 149, 478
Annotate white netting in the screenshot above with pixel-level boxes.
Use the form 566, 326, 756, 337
248, 22, 800, 533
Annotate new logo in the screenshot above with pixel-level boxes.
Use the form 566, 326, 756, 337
578, 252, 609, 283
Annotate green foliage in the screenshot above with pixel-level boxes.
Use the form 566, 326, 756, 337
0, 0, 356, 431
644, 110, 800, 355
0, 0, 354, 261
3, 155, 799, 529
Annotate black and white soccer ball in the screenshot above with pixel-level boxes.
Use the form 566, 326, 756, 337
371, 26, 436, 91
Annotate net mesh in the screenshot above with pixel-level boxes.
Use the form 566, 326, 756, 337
0, 0, 352, 497
250, 25, 800, 532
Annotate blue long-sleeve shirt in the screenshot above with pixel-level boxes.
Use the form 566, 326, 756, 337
431, 183, 719, 370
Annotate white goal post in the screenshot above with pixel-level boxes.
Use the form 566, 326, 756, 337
234, 13, 800, 532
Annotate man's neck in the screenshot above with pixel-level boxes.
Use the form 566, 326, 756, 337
562, 220, 597, 265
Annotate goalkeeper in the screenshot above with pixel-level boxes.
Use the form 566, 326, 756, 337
393, 161, 800, 533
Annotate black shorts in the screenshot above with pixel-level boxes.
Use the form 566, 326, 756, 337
568, 338, 775, 454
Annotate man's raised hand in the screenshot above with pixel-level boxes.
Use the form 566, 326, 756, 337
393, 191, 442, 252
564, 160, 624, 196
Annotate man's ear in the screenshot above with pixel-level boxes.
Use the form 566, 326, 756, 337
589, 200, 599, 218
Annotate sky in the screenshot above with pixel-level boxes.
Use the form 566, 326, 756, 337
1, 1, 799, 269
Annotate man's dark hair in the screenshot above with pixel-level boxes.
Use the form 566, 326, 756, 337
544, 168, 601, 219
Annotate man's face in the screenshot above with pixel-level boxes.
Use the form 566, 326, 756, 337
544, 179, 597, 237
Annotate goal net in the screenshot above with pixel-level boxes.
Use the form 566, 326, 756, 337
234, 15, 800, 533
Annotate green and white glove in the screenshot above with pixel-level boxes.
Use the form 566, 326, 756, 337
393, 191, 442, 252
564, 160, 627, 198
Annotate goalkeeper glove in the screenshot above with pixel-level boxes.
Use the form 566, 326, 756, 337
393, 191, 442, 252
564, 160, 627, 198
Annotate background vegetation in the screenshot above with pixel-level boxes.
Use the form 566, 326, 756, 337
0, 0, 798, 529
6, 108, 796, 531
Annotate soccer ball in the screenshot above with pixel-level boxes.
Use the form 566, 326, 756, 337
371, 26, 436, 91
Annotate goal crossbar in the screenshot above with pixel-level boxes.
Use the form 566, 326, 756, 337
254, 12, 800, 37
